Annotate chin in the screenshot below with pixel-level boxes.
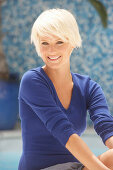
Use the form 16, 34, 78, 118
45, 57, 63, 68
46, 63, 65, 70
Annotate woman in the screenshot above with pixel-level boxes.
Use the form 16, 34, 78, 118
18, 8, 113, 170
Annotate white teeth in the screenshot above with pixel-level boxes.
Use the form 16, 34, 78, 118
48, 56, 60, 60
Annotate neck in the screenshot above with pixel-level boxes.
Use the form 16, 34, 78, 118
42, 64, 72, 86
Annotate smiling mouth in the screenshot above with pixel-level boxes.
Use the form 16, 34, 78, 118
47, 56, 61, 61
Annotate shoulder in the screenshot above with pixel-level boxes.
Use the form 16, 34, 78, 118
21, 67, 41, 80
73, 72, 90, 81
20, 67, 47, 86
72, 72, 91, 88
72, 73, 102, 98
73, 72, 99, 87
19, 67, 50, 99
19, 67, 52, 94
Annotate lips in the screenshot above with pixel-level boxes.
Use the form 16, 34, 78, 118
47, 56, 61, 61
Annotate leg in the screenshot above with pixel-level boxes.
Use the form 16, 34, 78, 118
82, 149, 113, 170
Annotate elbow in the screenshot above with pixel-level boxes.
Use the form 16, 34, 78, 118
105, 136, 113, 149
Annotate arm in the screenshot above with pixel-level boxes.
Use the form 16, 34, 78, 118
87, 78, 113, 146
66, 133, 110, 170
19, 70, 77, 146
105, 136, 113, 149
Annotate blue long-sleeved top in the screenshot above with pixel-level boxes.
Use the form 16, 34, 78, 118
18, 66, 113, 170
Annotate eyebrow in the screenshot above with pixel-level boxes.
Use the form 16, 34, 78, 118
40, 39, 63, 42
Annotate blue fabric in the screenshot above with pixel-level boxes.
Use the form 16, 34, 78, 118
18, 66, 113, 170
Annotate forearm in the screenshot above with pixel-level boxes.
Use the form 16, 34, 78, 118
65, 133, 110, 170
105, 136, 113, 149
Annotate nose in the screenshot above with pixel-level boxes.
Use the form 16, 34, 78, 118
48, 45, 56, 53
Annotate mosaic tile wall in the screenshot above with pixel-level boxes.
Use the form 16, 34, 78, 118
1, 0, 113, 116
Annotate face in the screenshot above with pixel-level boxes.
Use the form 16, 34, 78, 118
39, 34, 74, 69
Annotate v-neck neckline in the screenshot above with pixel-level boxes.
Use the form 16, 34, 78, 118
39, 66, 75, 112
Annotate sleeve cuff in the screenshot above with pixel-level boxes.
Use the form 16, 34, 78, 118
101, 132, 113, 144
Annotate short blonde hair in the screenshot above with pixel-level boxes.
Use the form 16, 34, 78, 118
31, 8, 82, 57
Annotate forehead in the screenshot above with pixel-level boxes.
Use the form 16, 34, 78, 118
39, 34, 62, 41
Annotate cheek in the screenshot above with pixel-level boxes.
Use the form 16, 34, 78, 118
39, 47, 47, 60
40, 46, 47, 55
62, 46, 72, 55
56, 46, 66, 52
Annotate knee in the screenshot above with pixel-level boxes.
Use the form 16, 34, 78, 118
98, 149, 113, 169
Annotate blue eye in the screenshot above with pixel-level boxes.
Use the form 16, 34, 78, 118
42, 42, 49, 45
56, 41, 64, 44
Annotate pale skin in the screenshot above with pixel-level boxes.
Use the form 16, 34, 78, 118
39, 33, 113, 170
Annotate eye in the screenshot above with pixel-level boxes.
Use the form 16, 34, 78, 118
41, 42, 49, 45
56, 41, 64, 44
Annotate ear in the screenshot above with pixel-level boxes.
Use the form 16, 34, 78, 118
71, 46, 74, 51
71, 45, 75, 49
